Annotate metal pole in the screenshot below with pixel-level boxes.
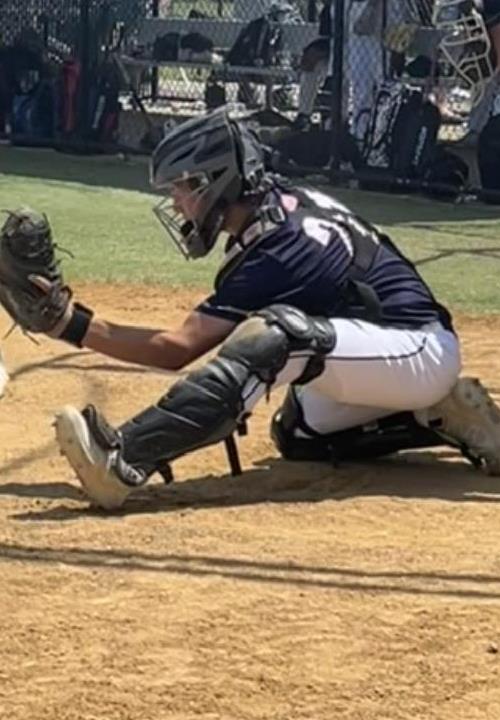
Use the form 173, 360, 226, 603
329, 0, 345, 175
307, 0, 317, 23
40, 13, 49, 48
382, 0, 388, 78
151, 0, 160, 102
78, 0, 91, 142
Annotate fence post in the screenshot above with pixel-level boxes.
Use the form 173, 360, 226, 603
151, 0, 160, 102
329, 0, 345, 175
307, 0, 317, 23
78, 0, 91, 142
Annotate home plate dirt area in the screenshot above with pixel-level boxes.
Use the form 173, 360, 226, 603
2, 284, 500, 720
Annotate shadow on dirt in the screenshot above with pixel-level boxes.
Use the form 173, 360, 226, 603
1, 533, 500, 600
0, 440, 81, 499
9, 350, 179, 381
8, 449, 500, 522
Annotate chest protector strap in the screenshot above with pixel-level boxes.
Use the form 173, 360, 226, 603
215, 198, 286, 288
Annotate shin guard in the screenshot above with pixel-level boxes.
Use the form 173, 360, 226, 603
119, 305, 336, 470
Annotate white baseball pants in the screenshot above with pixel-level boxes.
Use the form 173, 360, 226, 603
242, 318, 461, 433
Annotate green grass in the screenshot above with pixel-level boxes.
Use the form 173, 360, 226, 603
1, 145, 500, 312
0, 147, 223, 286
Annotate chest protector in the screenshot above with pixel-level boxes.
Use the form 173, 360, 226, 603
216, 184, 453, 332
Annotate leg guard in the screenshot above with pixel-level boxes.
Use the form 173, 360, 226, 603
271, 387, 444, 463
119, 305, 336, 471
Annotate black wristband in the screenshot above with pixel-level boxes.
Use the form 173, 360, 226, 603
59, 302, 94, 347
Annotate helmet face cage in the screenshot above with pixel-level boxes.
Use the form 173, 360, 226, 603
152, 172, 218, 259
432, 0, 494, 105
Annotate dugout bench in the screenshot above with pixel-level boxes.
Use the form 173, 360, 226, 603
117, 16, 318, 114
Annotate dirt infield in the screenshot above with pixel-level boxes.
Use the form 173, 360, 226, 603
2, 285, 500, 720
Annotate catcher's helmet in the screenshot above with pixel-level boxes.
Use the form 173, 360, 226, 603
150, 107, 267, 259
432, 0, 494, 105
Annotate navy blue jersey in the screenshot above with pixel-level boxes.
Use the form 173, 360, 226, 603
197, 187, 451, 330
482, 0, 500, 27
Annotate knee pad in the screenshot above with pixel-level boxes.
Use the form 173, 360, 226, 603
220, 304, 336, 388
120, 305, 335, 469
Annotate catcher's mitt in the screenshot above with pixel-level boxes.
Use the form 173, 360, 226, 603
0, 207, 72, 334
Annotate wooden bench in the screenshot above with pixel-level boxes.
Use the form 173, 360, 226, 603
118, 16, 318, 111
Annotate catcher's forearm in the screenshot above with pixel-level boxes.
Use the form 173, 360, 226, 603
0, 207, 208, 370
82, 317, 190, 371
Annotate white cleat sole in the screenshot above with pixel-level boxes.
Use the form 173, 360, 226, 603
0, 351, 8, 398
0, 368, 8, 399
54, 405, 132, 510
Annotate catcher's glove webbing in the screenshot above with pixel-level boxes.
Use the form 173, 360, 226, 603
0, 207, 73, 334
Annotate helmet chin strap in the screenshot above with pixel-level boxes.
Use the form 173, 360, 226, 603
180, 220, 194, 238
181, 205, 226, 259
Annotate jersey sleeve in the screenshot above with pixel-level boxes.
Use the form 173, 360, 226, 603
482, 0, 500, 27
195, 293, 250, 323
195, 252, 283, 323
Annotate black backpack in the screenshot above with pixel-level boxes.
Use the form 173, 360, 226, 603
226, 16, 282, 67
153, 33, 180, 62
270, 126, 362, 172
205, 76, 226, 109
422, 147, 469, 201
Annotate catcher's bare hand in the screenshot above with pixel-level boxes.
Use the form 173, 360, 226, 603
29, 274, 75, 338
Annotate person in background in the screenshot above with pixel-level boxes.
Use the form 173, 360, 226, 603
292, 0, 333, 130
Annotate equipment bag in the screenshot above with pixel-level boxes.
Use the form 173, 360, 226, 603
11, 79, 55, 139
226, 16, 282, 67
88, 60, 121, 144
422, 147, 469, 200
361, 81, 441, 180
59, 59, 81, 135
271, 126, 362, 171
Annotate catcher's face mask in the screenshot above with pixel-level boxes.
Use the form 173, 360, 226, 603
433, 0, 494, 106
153, 172, 225, 259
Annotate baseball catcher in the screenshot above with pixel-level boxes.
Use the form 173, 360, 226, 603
4, 110, 500, 511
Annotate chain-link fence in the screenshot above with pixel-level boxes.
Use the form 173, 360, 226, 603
0, 1, 157, 149
328, 0, 500, 200
1, 0, 499, 200
273, 0, 498, 202
115, 0, 498, 160
119, 1, 319, 113
344, 0, 494, 147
